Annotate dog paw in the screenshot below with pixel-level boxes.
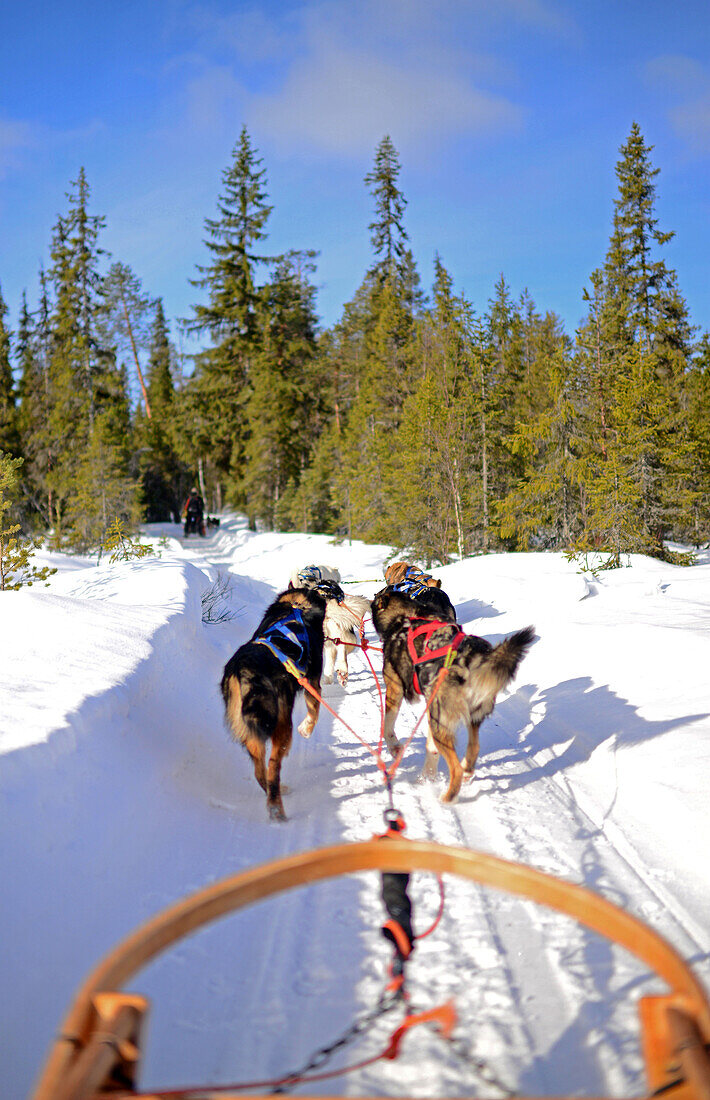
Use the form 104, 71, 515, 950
337, 670, 348, 686
268, 803, 287, 822
384, 737, 401, 756
298, 718, 314, 738
322, 673, 333, 685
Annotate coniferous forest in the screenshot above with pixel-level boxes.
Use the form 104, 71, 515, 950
1, 123, 709, 568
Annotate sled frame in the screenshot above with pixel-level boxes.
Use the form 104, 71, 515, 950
32, 838, 710, 1100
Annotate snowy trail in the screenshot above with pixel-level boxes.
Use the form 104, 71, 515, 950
141, 527, 710, 1096
4, 517, 710, 1099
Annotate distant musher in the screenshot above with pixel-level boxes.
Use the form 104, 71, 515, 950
182, 487, 205, 537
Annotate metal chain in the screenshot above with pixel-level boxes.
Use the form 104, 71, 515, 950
438, 1027, 517, 1097
270, 988, 403, 1093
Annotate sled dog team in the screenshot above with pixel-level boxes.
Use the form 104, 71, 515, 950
221, 562, 535, 821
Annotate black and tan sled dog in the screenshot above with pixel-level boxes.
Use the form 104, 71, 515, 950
372, 587, 534, 803
382, 561, 456, 621
220, 588, 327, 821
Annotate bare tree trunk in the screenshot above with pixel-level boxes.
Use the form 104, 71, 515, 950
449, 454, 464, 559
197, 456, 207, 505
120, 291, 152, 420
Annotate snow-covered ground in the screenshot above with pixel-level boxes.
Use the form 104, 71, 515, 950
2, 514, 709, 1099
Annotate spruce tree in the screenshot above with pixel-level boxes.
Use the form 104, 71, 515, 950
497, 345, 580, 550
16, 279, 56, 528
365, 136, 409, 285
338, 276, 418, 542
685, 334, 710, 545
243, 252, 320, 528
0, 286, 20, 457
389, 259, 478, 561
45, 170, 109, 530
0, 452, 56, 590
62, 411, 142, 551
42, 171, 141, 547
135, 301, 184, 521
100, 262, 154, 416
186, 126, 273, 503
0, 284, 20, 456
575, 124, 695, 559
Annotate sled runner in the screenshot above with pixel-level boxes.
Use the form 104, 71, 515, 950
32, 839, 710, 1100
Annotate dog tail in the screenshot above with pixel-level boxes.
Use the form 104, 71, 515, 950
221, 673, 279, 744
488, 625, 535, 686
465, 625, 535, 710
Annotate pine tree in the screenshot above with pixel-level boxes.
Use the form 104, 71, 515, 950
243, 252, 319, 528
41, 171, 142, 547
135, 301, 184, 521
45, 170, 110, 530
338, 276, 418, 542
0, 284, 19, 456
186, 126, 274, 503
16, 279, 56, 528
0, 452, 56, 590
61, 411, 142, 552
100, 262, 154, 416
484, 274, 527, 520
497, 345, 581, 550
390, 259, 479, 561
685, 334, 710, 545
574, 124, 695, 559
365, 136, 409, 285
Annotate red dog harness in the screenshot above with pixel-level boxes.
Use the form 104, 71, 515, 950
406, 619, 466, 695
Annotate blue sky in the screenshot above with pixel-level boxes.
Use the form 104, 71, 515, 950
2, 0, 710, 353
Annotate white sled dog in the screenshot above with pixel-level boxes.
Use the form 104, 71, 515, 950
289, 565, 371, 685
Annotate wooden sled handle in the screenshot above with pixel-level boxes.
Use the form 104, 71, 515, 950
32, 838, 710, 1100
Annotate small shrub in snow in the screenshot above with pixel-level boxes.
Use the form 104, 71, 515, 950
99, 517, 159, 564
0, 453, 57, 591
201, 573, 240, 623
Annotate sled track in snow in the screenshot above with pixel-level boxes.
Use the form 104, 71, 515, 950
317, 635, 710, 1096
170, 541, 708, 1095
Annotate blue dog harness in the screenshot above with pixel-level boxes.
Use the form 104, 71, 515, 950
254, 609, 311, 677
297, 565, 323, 585
391, 566, 435, 601
313, 579, 345, 603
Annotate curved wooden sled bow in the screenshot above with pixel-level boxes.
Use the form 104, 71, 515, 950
32, 839, 710, 1100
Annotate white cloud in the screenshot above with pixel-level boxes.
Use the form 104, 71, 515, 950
0, 117, 36, 179
669, 93, 710, 154
251, 47, 522, 158
645, 54, 708, 96
175, 0, 534, 161
646, 54, 710, 154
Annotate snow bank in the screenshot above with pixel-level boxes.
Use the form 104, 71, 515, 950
3, 521, 710, 1099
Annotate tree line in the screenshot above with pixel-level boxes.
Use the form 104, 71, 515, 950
1, 123, 709, 566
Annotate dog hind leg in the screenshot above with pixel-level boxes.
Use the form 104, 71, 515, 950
420, 727, 440, 782
460, 720, 481, 780
322, 639, 336, 684
243, 735, 268, 794
266, 722, 292, 822
427, 710, 463, 803
382, 666, 403, 755
335, 639, 349, 686
298, 678, 320, 738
